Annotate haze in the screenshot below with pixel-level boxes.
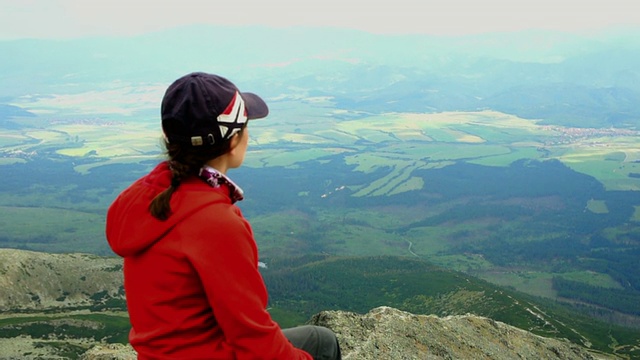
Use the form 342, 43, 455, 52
2, 0, 639, 40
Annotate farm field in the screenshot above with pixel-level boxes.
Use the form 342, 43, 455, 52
1, 87, 640, 331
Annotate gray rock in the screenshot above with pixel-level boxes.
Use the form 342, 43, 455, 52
80, 306, 611, 359
79, 344, 136, 360
309, 306, 607, 360
0, 249, 123, 311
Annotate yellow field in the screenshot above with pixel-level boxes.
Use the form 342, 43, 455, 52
3, 109, 639, 194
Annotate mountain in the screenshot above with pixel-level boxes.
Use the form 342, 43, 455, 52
311, 306, 611, 360
1, 249, 638, 359
1, 26, 640, 128
0, 249, 123, 311
79, 307, 610, 360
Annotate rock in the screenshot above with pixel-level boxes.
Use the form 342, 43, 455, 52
80, 306, 611, 359
79, 343, 136, 360
309, 306, 605, 360
0, 249, 124, 311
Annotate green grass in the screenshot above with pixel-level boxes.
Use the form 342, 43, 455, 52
560, 143, 640, 191
633, 206, 640, 222
0, 134, 29, 147
0, 158, 26, 165
560, 271, 624, 289
0, 312, 130, 343
477, 271, 558, 299
263, 255, 640, 358
0, 206, 107, 253
468, 146, 543, 166
250, 148, 338, 168
586, 199, 609, 214
2, 108, 640, 353
428, 254, 495, 273
73, 154, 160, 174
418, 143, 513, 161
268, 307, 308, 329
351, 160, 419, 197
5, 109, 640, 192
477, 269, 625, 300
0, 311, 131, 359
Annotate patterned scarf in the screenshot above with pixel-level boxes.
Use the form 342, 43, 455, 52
198, 165, 245, 204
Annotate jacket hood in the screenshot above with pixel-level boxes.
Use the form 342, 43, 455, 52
106, 162, 231, 257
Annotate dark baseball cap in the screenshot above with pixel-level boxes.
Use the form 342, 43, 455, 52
161, 72, 269, 147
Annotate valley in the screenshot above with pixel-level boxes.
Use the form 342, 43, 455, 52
1, 26, 640, 358
1, 106, 639, 328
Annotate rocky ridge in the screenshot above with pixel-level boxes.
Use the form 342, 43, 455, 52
78, 306, 612, 360
0, 249, 626, 359
0, 249, 123, 310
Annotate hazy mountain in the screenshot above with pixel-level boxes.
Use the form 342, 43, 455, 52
2, 26, 639, 127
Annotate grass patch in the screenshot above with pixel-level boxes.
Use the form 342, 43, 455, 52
0, 158, 27, 165
477, 271, 558, 299
0, 312, 130, 344
54, 122, 160, 158
0, 206, 107, 253
560, 141, 640, 191
468, 146, 542, 166
267, 307, 308, 329
586, 199, 609, 214
351, 161, 418, 197
559, 271, 624, 289
428, 254, 495, 273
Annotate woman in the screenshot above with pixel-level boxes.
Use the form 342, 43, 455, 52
106, 72, 341, 359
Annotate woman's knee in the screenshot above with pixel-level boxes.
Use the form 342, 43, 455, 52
312, 326, 341, 360
283, 325, 341, 360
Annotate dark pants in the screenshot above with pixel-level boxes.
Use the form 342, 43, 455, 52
283, 325, 341, 360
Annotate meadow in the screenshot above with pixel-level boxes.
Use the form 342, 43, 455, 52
1, 91, 640, 328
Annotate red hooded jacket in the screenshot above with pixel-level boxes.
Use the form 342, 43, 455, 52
106, 162, 311, 360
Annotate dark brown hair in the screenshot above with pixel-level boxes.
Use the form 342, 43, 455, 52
148, 128, 244, 220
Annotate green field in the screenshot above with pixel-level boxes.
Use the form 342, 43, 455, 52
1, 103, 640, 333
3, 104, 639, 191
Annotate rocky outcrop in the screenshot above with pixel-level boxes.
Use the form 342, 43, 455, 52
79, 307, 611, 360
0, 250, 620, 359
80, 344, 136, 360
310, 306, 610, 359
0, 249, 123, 310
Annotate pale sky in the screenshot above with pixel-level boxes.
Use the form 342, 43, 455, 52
1, 0, 638, 40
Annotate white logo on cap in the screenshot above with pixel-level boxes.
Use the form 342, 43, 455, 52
217, 91, 247, 140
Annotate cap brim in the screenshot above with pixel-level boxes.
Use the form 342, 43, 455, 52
241, 92, 269, 120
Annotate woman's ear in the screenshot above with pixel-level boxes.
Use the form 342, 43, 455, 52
228, 132, 241, 151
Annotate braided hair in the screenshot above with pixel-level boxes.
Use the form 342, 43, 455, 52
148, 129, 243, 221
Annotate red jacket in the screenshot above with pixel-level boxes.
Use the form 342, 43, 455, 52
106, 162, 311, 360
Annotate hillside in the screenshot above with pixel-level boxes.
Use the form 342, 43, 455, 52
0, 249, 638, 359
1, 27, 640, 332
78, 307, 611, 360
0, 249, 123, 311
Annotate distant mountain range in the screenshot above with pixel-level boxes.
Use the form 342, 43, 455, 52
2, 26, 639, 128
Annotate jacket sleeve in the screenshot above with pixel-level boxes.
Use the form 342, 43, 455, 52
185, 205, 312, 360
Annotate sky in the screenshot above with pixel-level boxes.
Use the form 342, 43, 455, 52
1, 0, 639, 40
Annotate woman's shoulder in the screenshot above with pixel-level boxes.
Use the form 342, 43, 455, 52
187, 196, 249, 228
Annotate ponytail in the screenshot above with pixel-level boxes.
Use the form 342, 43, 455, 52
148, 130, 242, 221
148, 181, 178, 221
148, 160, 188, 220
